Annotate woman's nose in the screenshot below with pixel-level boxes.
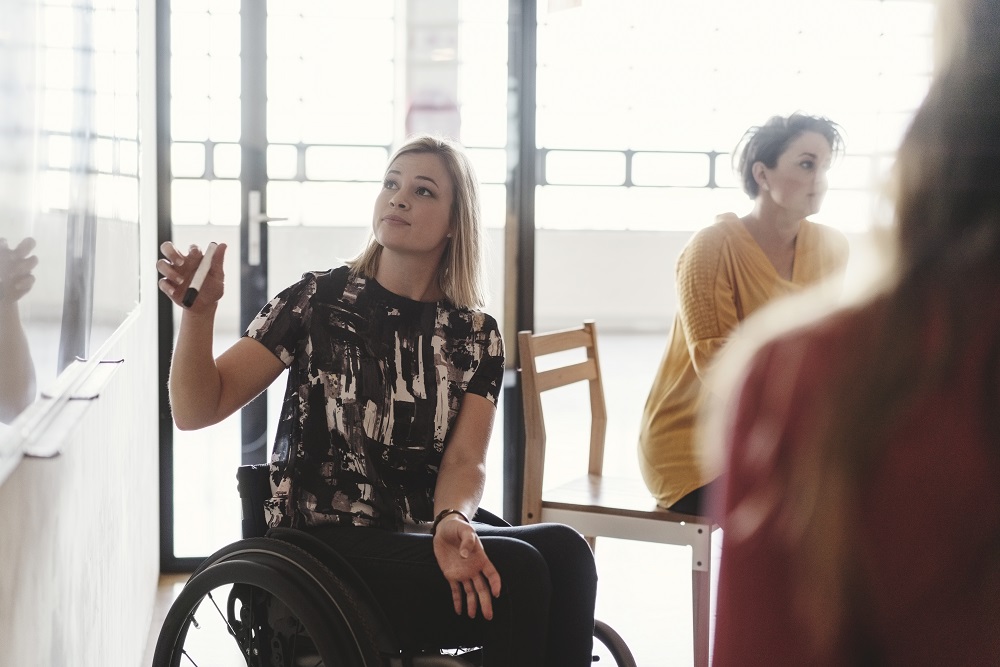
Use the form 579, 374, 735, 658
390, 197, 408, 210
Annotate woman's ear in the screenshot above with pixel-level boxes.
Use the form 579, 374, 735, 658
752, 161, 770, 192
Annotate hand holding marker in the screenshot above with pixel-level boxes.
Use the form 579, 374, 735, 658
182, 242, 218, 308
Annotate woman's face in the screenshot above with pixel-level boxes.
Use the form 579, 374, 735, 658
373, 152, 454, 262
757, 131, 833, 219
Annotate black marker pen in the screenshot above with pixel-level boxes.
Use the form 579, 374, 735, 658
182, 242, 218, 308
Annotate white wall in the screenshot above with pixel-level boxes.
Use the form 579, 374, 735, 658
534, 229, 690, 333
207, 226, 680, 334
220, 225, 877, 337
0, 311, 160, 666
535, 228, 879, 333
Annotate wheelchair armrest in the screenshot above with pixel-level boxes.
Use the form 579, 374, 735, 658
472, 507, 511, 528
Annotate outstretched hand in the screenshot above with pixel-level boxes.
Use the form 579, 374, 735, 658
432, 517, 502, 620
157, 241, 227, 313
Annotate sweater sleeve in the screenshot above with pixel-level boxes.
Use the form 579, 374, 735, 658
676, 228, 740, 380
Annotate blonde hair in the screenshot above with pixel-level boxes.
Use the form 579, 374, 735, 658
347, 134, 487, 309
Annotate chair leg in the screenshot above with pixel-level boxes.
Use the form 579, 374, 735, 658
692, 568, 711, 667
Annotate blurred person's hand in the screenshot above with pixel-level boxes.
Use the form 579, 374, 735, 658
0, 237, 38, 304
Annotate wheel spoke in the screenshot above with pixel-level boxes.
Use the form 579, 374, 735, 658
206, 590, 241, 640
289, 617, 299, 661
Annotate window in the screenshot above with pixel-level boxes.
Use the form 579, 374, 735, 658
535, 0, 935, 232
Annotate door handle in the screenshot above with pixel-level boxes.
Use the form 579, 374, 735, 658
247, 190, 287, 266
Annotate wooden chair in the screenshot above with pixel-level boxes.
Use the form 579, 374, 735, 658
518, 320, 715, 667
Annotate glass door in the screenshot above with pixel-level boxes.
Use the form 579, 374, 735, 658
160, 0, 509, 568
164, 0, 251, 566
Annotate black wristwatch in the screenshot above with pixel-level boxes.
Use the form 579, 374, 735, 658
431, 508, 471, 536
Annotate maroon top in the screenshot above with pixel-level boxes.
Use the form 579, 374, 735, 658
713, 290, 1000, 665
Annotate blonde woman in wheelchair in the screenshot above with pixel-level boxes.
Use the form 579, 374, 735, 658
157, 134, 599, 666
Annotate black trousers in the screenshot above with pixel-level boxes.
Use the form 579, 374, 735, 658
668, 478, 721, 517
308, 521, 598, 667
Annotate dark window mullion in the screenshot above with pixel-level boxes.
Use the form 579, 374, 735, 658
502, 0, 537, 525
239, 0, 269, 466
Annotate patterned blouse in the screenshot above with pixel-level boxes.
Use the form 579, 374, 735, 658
245, 266, 505, 531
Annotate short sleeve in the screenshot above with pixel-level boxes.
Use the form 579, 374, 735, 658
463, 313, 505, 406
244, 273, 318, 367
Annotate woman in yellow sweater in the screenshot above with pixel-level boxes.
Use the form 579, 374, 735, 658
638, 113, 849, 515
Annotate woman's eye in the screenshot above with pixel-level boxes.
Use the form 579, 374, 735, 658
416, 186, 433, 196
383, 179, 398, 189
800, 160, 815, 170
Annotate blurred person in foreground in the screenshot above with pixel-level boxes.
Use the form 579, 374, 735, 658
638, 113, 849, 516
710, 0, 1000, 663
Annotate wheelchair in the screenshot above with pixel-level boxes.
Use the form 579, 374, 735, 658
154, 465, 637, 667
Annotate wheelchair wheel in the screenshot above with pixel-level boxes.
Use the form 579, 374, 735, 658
592, 619, 638, 667
153, 538, 383, 667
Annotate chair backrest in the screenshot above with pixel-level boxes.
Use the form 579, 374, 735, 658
517, 320, 607, 525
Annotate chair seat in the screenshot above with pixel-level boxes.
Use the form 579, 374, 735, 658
540, 474, 714, 569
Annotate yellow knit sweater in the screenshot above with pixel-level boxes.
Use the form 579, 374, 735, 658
638, 212, 849, 508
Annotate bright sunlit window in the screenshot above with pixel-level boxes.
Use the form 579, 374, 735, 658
535, 0, 935, 232
170, 1, 510, 230
168, 0, 933, 234
36, 0, 140, 224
